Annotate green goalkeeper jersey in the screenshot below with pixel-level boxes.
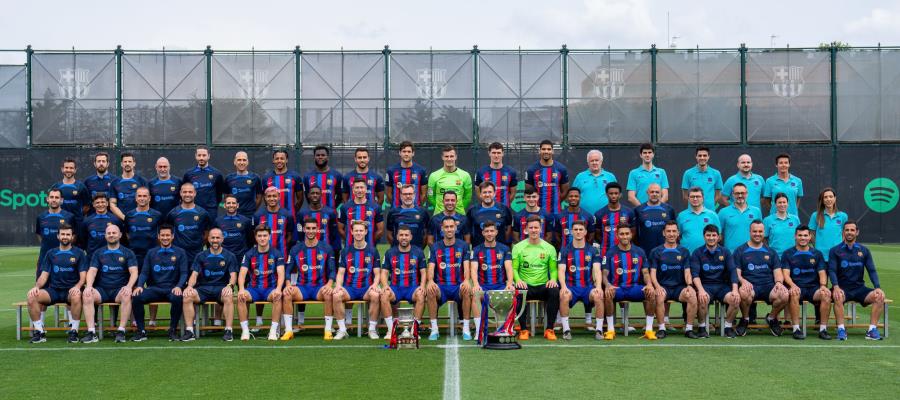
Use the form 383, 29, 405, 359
427, 167, 472, 214
512, 239, 558, 286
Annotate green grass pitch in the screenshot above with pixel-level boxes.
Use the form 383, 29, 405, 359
0, 245, 898, 399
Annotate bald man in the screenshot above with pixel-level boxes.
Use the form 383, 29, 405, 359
225, 151, 263, 220
721, 154, 765, 209
81, 225, 139, 343
149, 157, 182, 217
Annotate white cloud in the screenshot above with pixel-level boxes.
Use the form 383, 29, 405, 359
845, 7, 900, 34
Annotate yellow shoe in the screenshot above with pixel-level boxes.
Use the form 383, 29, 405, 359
642, 330, 657, 340
280, 330, 294, 341
603, 330, 616, 340
323, 331, 333, 341
518, 329, 530, 341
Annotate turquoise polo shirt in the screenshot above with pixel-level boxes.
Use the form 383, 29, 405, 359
681, 165, 724, 210
763, 213, 801, 255
626, 165, 669, 204
676, 207, 721, 253
717, 204, 762, 251
808, 211, 848, 261
763, 174, 804, 215
572, 169, 617, 215
722, 172, 765, 209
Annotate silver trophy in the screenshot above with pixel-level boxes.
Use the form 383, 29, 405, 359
395, 307, 417, 349
484, 289, 527, 350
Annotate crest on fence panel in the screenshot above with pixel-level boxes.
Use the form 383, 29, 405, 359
58, 68, 90, 99
239, 70, 269, 99
772, 66, 803, 98
416, 68, 447, 99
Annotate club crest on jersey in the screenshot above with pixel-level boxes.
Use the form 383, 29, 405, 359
501, 176, 508, 181
858, 251, 863, 257
327, 179, 333, 185
301, 265, 309, 272
286, 179, 292, 184
131, 183, 137, 189
676, 255, 682, 261
349, 266, 356, 273
719, 255, 724, 261
236, 222, 242, 228
455, 180, 461, 186
72, 190, 78, 195
277, 218, 284, 224
569, 265, 576, 272
118, 257, 124, 262
810, 258, 816, 264
539, 253, 546, 259
220, 261, 226, 266
552, 173, 558, 179
632, 257, 639, 264
363, 256, 371, 264
208, 174, 214, 180
59, 219, 66, 224
365, 210, 372, 217
147, 217, 153, 223
194, 216, 199, 221
764, 255, 770, 261
661, 213, 666, 218
317, 254, 323, 260
70, 257, 76, 263
268, 258, 275, 265
495, 213, 501, 219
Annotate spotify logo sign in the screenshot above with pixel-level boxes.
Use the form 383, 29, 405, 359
864, 178, 899, 213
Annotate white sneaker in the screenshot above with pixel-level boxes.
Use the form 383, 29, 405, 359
267, 329, 279, 341
240, 330, 250, 341
334, 330, 348, 340
383, 329, 394, 340
148, 320, 157, 327
368, 329, 380, 340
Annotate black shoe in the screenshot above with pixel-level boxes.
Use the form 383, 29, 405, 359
67, 329, 79, 343
766, 318, 783, 337
180, 330, 196, 342
81, 331, 99, 343
168, 329, 179, 342
656, 329, 668, 339
818, 329, 832, 340
132, 330, 148, 342
698, 326, 710, 339
736, 319, 749, 337
685, 330, 699, 339
114, 329, 127, 343
724, 327, 736, 338
792, 329, 805, 340
29, 330, 47, 344
223, 329, 234, 342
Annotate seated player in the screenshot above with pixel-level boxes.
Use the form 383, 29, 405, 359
426, 218, 472, 340
648, 221, 697, 339
131, 224, 188, 342
470, 221, 514, 340
782, 225, 832, 340
282, 218, 335, 340
734, 220, 790, 337
601, 224, 656, 340
557, 220, 604, 340
181, 228, 238, 341
690, 225, 740, 338
511, 216, 560, 341
381, 226, 428, 339
81, 225, 139, 343
829, 220, 887, 340
332, 220, 383, 340
238, 225, 286, 341
26, 224, 87, 343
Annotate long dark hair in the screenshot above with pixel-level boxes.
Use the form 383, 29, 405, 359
816, 187, 837, 228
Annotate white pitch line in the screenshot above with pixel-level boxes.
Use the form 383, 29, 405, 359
442, 337, 460, 400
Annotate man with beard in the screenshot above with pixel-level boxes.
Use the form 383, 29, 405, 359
302, 145, 343, 210
182, 146, 226, 219
386, 141, 428, 208
50, 157, 90, 226
342, 147, 385, 206
26, 224, 87, 343
148, 157, 181, 218
525, 140, 568, 216
109, 152, 147, 220
84, 152, 118, 213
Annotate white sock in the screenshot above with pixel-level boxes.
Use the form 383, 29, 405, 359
240, 320, 249, 332
40, 311, 45, 323
462, 319, 470, 333
605, 316, 614, 329
699, 322, 707, 328
664, 316, 670, 324
658, 323, 666, 331
325, 316, 334, 332
32, 320, 44, 333
585, 315, 592, 324
819, 325, 827, 332
149, 320, 158, 326
686, 324, 693, 331
869, 324, 877, 331
70, 320, 80, 331
345, 308, 352, 324
284, 315, 293, 331
793, 324, 800, 331
723, 321, 732, 328
270, 322, 280, 332
255, 316, 263, 325
430, 319, 439, 332
186, 326, 194, 333
645, 316, 654, 330
117, 325, 125, 331
474, 317, 481, 337
838, 324, 846, 330
337, 319, 347, 332
66, 309, 73, 322
298, 312, 305, 324
385, 316, 394, 331
368, 320, 377, 331
561, 316, 570, 331
595, 318, 603, 332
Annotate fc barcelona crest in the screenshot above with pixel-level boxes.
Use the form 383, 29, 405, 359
719, 256, 724, 261
147, 217, 153, 223
810, 258, 816, 264
632, 258, 639, 264
676, 255, 682, 261
317, 254, 323, 260
220, 261, 226, 266
246, 179, 252, 185
764, 255, 770, 261
70, 257, 77, 263
171, 256, 177, 262
208, 174, 214, 180
194, 216, 199, 221
365, 256, 371, 263
236, 223, 242, 228
118, 257, 125, 262
268, 258, 275, 265
858, 252, 863, 257
60, 219, 66, 224
661, 213, 667, 218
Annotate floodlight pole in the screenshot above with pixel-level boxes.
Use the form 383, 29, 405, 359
739, 43, 747, 146
650, 44, 658, 144
115, 45, 123, 148
204, 45, 213, 147
25, 45, 32, 148
561, 44, 569, 148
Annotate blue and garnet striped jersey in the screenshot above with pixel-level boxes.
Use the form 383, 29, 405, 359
559, 243, 601, 288
339, 244, 380, 289
253, 208, 295, 258
474, 165, 518, 207
50, 181, 90, 218
781, 247, 826, 287
148, 177, 182, 217
35, 209, 76, 263
594, 206, 636, 258
732, 243, 781, 287
165, 206, 211, 257
338, 201, 383, 247
192, 249, 238, 287
303, 169, 344, 209
386, 162, 428, 207
383, 245, 427, 287
525, 161, 568, 215
110, 175, 148, 214
602, 246, 647, 288
556, 208, 596, 248
828, 242, 880, 289
648, 245, 691, 288
40, 246, 88, 289
124, 208, 162, 257
297, 206, 341, 252
429, 212, 470, 242
262, 170, 303, 219
81, 212, 124, 256
512, 208, 556, 242
214, 214, 252, 260
288, 241, 334, 286
89, 246, 139, 289
471, 242, 511, 286
241, 247, 285, 289
634, 203, 677, 255
182, 166, 226, 215
386, 206, 430, 248
429, 239, 469, 286
690, 245, 737, 285
466, 203, 513, 247
225, 172, 263, 218
138, 245, 188, 288
342, 170, 385, 205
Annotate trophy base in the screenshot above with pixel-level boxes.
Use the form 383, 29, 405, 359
483, 334, 521, 350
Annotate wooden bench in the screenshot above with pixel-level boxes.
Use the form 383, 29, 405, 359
14, 301, 182, 340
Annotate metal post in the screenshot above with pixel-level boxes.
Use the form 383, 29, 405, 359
830, 44, 839, 188
739, 43, 748, 145
472, 45, 480, 148
115, 45, 123, 148
294, 46, 302, 150
561, 44, 569, 148
650, 44, 658, 144
25, 45, 33, 148
383, 45, 391, 150
204, 45, 213, 147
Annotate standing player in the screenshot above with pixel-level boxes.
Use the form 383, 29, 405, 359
225, 151, 263, 220
166, 183, 211, 263
680, 146, 723, 210
303, 145, 343, 210
809, 188, 847, 261
283, 218, 336, 340
466, 181, 513, 247
427, 145, 473, 214
829, 221, 886, 340
763, 193, 801, 255
601, 224, 656, 340
474, 142, 518, 207
626, 143, 669, 207
332, 220, 383, 340
733, 220, 789, 337
690, 225, 741, 338
763, 153, 803, 216
427, 191, 471, 245
83, 152, 118, 208
254, 187, 295, 258
386, 141, 428, 208
342, 147, 385, 205
634, 183, 676, 255
512, 216, 560, 341
386, 184, 430, 249
50, 158, 90, 226
297, 185, 341, 257
338, 180, 384, 247
572, 150, 617, 215
426, 218, 472, 340
525, 139, 568, 216
512, 186, 556, 243
381, 226, 428, 339
26, 225, 86, 343
717, 183, 762, 251
109, 152, 147, 220
215, 195, 253, 262
238, 226, 285, 341
557, 187, 595, 248
647, 222, 697, 339
721, 154, 765, 208
131, 224, 188, 341
470, 221, 514, 340
263, 149, 303, 221
557, 221, 604, 340
81, 225, 138, 343
181, 228, 238, 341
594, 182, 635, 258
148, 157, 181, 218
183, 146, 226, 219
81, 194, 125, 256
782, 225, 832, 340
676, 188, 720, 253
36, 189, 76, 269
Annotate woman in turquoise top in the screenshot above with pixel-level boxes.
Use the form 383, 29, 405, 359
763, 193, 801, 255
809, 188, 848, 261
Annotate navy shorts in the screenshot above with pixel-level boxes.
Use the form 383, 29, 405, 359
702, 283, 731, 303
247, 287, 275, 302
752, 283, 775, 303
197, 285, 226, 304
480, 283, 506, 293
568, 285, 594, 307
297, 285, 323, 301
391, 285, 418, 304
47, 287, 72, 304
345, 286, 368, 301
797, 285, 820, 303
438, 284, 461, 305
843, 286, 875, 305
96, 286, 122, 303
662, 285, 687, 302
614, 285, 645, 302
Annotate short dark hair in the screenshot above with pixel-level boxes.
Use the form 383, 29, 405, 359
615, 224, 632, 232
795, 224, 810, 234
302, 217, 318, 226
93, 151, 109, 162
47, 188, 62, 197
571, 220, 587, 229
526, 215, 543, 225
732, 182, 747, 190
750, 219, 765, 228
664, 220, 679, 229
92, 193, 108, 202
605, 182, 622, 193
481, 220, 498, 231
61, 157, 77, 167
844, 219, 858, 229
195, 145, 209, 153
695, 146, 710, 155
120, 152, 135, 161
313, 145, 330, 155
479, 181, 496, 191
355, 147, 369, 156
488, 142, 504, 151
223, 194, 238, 203
775, 153, 791, 164
273, 148, 289, 159
255, 225, 271, 235
539, 139, 554, 148
58, 223, 74, 233
158, 223, 174, 235
442, 145, 456, 154
639, 143, 654, 153
399, 141, 414, 151
397, 225, 413, 234
773, 192, 788, 203
523, 185, 537, 196
567, 187, 581, 196
442, 190, 457, 199
703, 224, 720, 235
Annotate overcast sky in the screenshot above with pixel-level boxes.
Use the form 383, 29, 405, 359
1, 0, 898, 63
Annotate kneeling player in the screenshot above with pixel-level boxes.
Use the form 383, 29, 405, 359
601, 224, 656, 340
470, 221, 514, 340
82, 225, 139, 343
426, 218, 472, 340
332, 220, 382, 340
734, 220, 789, 337
782, 225, 832, 340
181, 228, 238, 341
132, 224, 188, 342
238, 225, 286, 341
382, 226, 427, 339
648, 221, 697, 339
27, 225, 87, 343
558, 221, 604, 340
283, 218, 335, 340
829, 220, 887, 340
690, 225, 740, 338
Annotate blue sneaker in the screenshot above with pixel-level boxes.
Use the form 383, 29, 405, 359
837, 327, 848, 341
462, 332, 472, 341
865, 328, 883, 341
428, 331, 440, 341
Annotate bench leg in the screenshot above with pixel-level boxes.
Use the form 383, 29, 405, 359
719, 302, 725, 337
16, 304, 22, 341
449, 304, 457, 338
194, 304, 200, 337
357, 303, 364, 338
98, 305, 104, 340
801, 301, 808, 337
884, 305, 889, 338
529, 302, 536, 336
622, 303, 629, 337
